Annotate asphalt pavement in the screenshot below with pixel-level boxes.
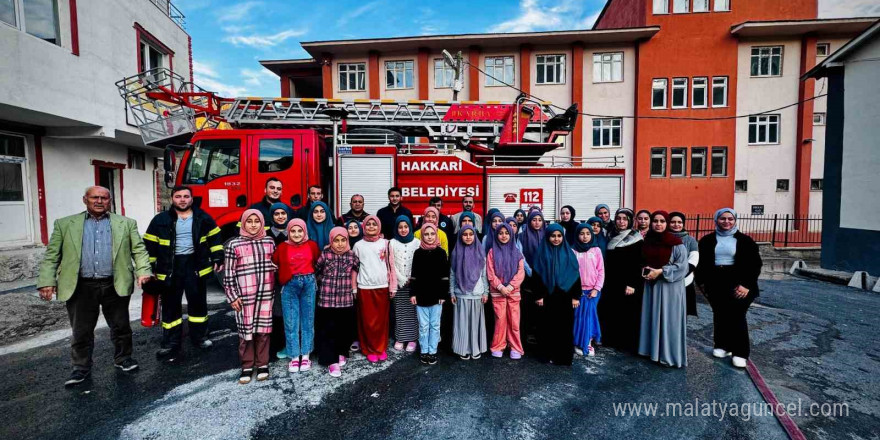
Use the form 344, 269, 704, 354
0, 275, 876, 440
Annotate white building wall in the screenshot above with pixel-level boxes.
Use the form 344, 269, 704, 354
427, 49, 471, 101
582, 45, 636, 208
734, 39, 801, 216
332, 56, 370, 99
378, 52, 419, 101
479, 49, 522, 102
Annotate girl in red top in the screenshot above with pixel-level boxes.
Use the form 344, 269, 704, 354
272, 218, 320, 374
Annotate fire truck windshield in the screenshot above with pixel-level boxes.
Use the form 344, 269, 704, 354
183, 139, 241, 184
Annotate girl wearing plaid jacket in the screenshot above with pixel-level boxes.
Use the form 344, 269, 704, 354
314, 227, 360, 377
224, 210, 277, 384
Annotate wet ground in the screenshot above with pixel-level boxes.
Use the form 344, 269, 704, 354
0, 274, 876, 440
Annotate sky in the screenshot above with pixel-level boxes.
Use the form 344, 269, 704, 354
175, 0, 880, 98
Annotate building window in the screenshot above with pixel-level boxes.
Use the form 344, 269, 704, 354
592, 118, 621, 147
670, 148, 687, 177
712, 76, 728, 107
0, 0, 60, 45
711, 147, 727, 176
434, 59, 456, 88
693, 0, 709, 12
592, 52, 623, 83
339, 63, 366, 91
139, 40, 168, 73
715, 0, 730, 11
651, 148, 666, 177
776, 179, 790, 191
692, 77, 708, 108
735, 180, 748, 192
691, 147, 707, 177
810, 178, 823, 190
128, 150, 146, 170
813, 112, 826, 125
653, 0, 668, 14
536, 54, 565, 84
673, 0, 688, 13
385, 60, 414, 89
750, 46, 783, 77
816, 43, 830, 57
652, 79, 667, 109
748, 114, 780, 144
671, 77, 688, 108
485, 56, 514, 86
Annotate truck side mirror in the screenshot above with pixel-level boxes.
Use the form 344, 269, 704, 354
164, 171, 175, 188
291, 194, 302, 208
163, 147, 176, 172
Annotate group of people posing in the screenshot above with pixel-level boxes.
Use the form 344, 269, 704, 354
223, 179, 764, 384
38, 179, 762, 388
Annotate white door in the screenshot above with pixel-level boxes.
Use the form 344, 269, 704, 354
0, 132, 34, 247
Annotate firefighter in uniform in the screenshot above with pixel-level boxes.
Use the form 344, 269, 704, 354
144, 186, 224, 362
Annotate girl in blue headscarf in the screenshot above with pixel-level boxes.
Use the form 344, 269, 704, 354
587, 216, 609, 258
307, 201, 334, 250
482, 210, 507, 254
449, 225, 489, 360
390, 215, 421, 352
531, 224, 582, 366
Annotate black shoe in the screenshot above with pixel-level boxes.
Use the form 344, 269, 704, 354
65, 370, 90, 387
196, 339, 213, 350
256, 366, 270, 381
114, 358, 139, 372
156, 347, 174, 359
419, 354, 430, 365
427, 354, 438, 365
157, 348, 182, 363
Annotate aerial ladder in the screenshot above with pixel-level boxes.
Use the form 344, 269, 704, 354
117, 67, 582, 162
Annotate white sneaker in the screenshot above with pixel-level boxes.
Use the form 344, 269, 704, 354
587, 346, 595, 357
732, 356, 747, 368
713, 348, 732, 358
574, 347, 584, 356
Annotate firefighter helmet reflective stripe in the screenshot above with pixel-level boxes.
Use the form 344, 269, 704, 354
188, 315, 208, 323
162, 318, 182, 329
198, 266, 213, 277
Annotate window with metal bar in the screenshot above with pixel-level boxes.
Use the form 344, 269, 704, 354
536, 54, 565, 84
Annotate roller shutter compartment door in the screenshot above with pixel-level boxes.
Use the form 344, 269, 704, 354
487, 175, 557, 219
338, 155, 394, 217
558, 176, 622, 223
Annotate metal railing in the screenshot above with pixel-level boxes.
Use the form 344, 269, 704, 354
476, 154, 625, 169
684, 214, 822, 247
147, 0, 186, 29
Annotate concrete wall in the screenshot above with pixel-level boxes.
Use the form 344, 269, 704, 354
426, 49, 472, 102
734, 39, 801, 215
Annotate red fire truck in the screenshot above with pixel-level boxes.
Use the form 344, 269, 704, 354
118, 68, 625, 239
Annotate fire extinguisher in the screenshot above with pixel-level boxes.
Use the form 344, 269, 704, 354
140, 279, 161, 327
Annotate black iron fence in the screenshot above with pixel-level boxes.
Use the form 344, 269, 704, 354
684, 214, 822, 247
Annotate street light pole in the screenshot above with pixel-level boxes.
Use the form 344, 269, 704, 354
442, 49, 463, 101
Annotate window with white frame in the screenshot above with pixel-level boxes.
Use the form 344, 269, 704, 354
816, 43, 830, 57
670, 148, 687, 177
592, 119, 621, 147
485, 56, 514, 86
735, 180, 748, 192
339, 63, 366, 91
592, 52, 623, 83
536, 54, 565, 84
0, 0, 60, 45
776, 179, 790, 191
712, 76, 728, 107
653, 0, 668, 14
715, 0, 730, 11
692, 77, 708, 108
750, 46, 783, 77
385, 60, 414, 89
813, 112, 826, 125
672, 77, 688, 108
693, 0, 709, 12
673, 0, 688, 13
691, 147, 707, 176
434, 59, 456, 88
810, 179, 823, 190
651, 148, 666, 177
748, 114, 780, 144
711, 147, 727, 176
139, 40, 167, 73
652, 79, 667, 109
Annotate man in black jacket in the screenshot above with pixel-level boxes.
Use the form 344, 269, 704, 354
340, 194, 370, 224
376, 187, 413, 238
428, 197, 455, 239
249, 177, 286, 220
144, 186, 224, 363
295, 185, 325, 220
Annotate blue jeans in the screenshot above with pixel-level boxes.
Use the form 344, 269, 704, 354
281, 274, 316, 358
417, 304, 442, 355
